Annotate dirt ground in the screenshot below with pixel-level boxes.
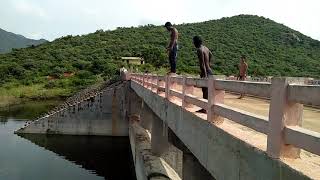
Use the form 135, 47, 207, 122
190, 87, 320, 132
223, 93, 320, 132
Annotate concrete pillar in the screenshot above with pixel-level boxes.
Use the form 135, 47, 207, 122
129, 89, 142, 122
168, 129, 215, 180
182, 77, 194, 108
208, 76, 224, 124
140, 101, 152, 131
151, 114, 169, 156
183, 152, 215, 180
267, 77, 303, 158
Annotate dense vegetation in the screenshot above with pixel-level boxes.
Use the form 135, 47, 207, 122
0, 28, 47, 54
0, 15, 319, 101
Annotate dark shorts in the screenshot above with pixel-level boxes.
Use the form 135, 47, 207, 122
201, 70, 213, 100
169, 45, 178, 73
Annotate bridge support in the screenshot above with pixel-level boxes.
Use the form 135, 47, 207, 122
151, 113, 170, 156
183, 152, 215, 180
140, 101, 152, 131
169, 129, 215, 180
129, 88, 142, 122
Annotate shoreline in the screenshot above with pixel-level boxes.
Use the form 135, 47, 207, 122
0, 96, 66, 109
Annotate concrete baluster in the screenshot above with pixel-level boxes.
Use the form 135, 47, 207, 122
141, 74, 144, 85
267, 77, 303, 159
165, 75, 171, 99
156, 75, 160, 94
151, 74, 156, 91
145, 73, 149, 88
148, 74, 152, 89
182, 77, 194, 108
158, 76, 166, 95
139, 74, 142, 84
149, 74, 153, 89
142, 73, 144, 87
148, 74, 152, 90
207, 76, 224, 123
152, 75, 157, 92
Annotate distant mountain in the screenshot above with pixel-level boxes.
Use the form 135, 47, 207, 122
0, 28, 47, 53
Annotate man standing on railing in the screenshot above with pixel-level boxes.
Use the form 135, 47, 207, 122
238, 55, 248, 99
193, 36, 213, 113
165, 22, 179, 75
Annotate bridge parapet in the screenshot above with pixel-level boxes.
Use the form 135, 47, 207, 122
130, 73, 320, 160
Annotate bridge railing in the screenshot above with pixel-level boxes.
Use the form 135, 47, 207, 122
130, 73, 320, 159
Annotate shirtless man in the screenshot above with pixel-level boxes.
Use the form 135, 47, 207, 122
238, 55, 248, 99
193, 36, 213, 113
164, 22, 179, 74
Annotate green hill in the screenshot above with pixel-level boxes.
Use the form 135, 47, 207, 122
0, 15, 319, 99
0, 28, 47, 54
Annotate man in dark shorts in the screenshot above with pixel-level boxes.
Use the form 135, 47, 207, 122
164, 22, 179, 75
193, 36, 213, 113
238, 55, 248, 99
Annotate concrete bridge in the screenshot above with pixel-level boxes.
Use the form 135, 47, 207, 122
16, 72, 320, 180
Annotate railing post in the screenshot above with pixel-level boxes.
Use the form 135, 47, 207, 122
165, 75, 172, 99
149, 74, 153, 90
151, 75, 156, 92
142, 73, 146, 87
267, 77, 303, 159
158, 76, 165, 95
150, 75, 154, 91
146, 74, 150, 89
182, 77, 194, 108
147, 74, 150, 89
207, 76, 224, 124
156, 75, 160, 94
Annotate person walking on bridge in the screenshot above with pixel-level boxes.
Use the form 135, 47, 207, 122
238, 55, 248, 99
164, 22, 179, 75
193, 36, 213, 113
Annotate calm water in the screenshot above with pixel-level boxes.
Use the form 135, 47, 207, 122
0, 101, 136, 180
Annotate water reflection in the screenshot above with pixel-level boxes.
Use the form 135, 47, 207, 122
0, 101, 136, 180
18, 134, 136, 179
0, 116, 7, 124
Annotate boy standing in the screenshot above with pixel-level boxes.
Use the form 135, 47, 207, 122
164, 22, 179, 75
193, 36, 213, 113
238, 55, 248, 99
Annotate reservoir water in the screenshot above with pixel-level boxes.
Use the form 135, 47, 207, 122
0, 101, 136, 180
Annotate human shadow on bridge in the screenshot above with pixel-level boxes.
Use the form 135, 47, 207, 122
17, 134, 136, 180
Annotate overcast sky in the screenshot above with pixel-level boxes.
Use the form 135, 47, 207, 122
0, 0, 319, 41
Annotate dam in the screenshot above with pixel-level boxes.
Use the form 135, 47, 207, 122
15, 72, 320, 180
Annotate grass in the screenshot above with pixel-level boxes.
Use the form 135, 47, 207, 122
0, 75, 106, 108
0, 83, 72, 108
0, 96, 21, 108
0, 84, 72, 99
